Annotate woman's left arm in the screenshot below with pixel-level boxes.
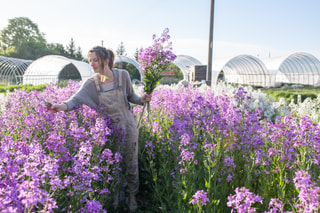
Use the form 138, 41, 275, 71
123, 71, 151, 105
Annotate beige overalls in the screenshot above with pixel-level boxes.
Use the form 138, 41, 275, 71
93, 71, 139, 195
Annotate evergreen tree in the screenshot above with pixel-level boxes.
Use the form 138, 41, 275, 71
75, 47, 83, 61
116, 41, 127, 56
66, 38, 76, 59
134, 48, 139, 61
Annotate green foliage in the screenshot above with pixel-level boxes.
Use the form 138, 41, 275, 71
133, 48, 139, 61
8, 85, 19, 92
57, 81, 70, 88
46, 43, 67, 56
0, 17, 46, 48
65, 38, 83, 60
262, 87, 320, 104
0, 86, 6, 93
116, 41, 127, 56
114, 42, 141, 81
0, 17, 47, 59
66, 38, 76, 58
59, 64, 81, 82
170, 63, 183, 80
0, 17, 83, 60
114, 62, 141, 81
32, 84, 47, 91
7, 84, 47, 92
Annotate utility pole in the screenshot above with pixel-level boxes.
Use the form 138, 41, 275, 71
207, 0, 215, 86
101, 40, 104, 47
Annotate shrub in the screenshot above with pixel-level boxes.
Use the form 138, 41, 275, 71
8, 85, 19, 92
33, 84, 47, 91
0, 86, 6, 93
300, 93, 317, 102
57, 81, 70, 88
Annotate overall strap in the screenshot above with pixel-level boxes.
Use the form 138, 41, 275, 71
118, 70, 122, 88
93, 73, 101, 93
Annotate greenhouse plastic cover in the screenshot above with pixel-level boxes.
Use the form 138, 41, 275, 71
23, 55, 94, 85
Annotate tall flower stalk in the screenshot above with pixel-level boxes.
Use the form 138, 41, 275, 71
137, 28, 176, 128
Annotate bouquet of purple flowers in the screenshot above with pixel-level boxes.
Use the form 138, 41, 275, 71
137, 28, 176, 128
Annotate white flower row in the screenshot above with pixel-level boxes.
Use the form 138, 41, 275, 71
0, 93, 6, 112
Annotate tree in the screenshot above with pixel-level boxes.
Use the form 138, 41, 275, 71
116, 41, 127, 56
113, 42, 141, 80
0, 17, 85, 60
170, 63, 184, 80
66, 38, 76, 59
0, 17, 46, 59
127, 63, 141, 81
133, 48, 139, 61
47, 43, 67, 56
75, 47, 83, 61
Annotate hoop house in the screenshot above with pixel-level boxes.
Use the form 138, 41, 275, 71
275, 52, 320, 86
115, 55, 141, 80
0, 56, 32, 85
221, 55, 268, 87
173, 55, 203, 80
115, 55, 140, 71
23, 55, 94, 85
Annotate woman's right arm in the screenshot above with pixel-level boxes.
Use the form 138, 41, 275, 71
50, 77, 99, 112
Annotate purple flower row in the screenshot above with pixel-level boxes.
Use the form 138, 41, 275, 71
1, 79, 320, 212
0, 81, 124, 212
134, 84, 320, 211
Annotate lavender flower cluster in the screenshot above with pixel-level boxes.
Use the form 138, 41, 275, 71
0, 81, 124, 212
138, 28, 176, 94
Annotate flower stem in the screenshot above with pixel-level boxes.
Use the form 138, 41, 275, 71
137, 102, 147, 128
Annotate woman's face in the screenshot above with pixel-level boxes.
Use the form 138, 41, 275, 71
88, 52, 101, 72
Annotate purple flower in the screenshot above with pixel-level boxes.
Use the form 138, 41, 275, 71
293, 170, 320, 212
227, 187, 263, 212
265, 198, 283, 213
80, 200, 106, 213
190, 190, 210, 206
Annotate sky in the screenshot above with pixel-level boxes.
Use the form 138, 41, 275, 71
0, 0, 320, 68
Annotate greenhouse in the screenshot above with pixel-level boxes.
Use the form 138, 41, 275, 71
23, 55, 94, 85
115, 55, 140, 72
0, 56, 33, 86
265, 52, 320, 86
220, 55, 268, 87
2, 52, 320, 87
173, 55, 203, 80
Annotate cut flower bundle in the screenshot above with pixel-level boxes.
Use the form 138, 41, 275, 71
137, 28, 176, 128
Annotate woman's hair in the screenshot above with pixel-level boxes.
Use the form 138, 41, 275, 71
87, 46, 115, 71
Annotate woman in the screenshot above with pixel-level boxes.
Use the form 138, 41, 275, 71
50, 46, 151, 212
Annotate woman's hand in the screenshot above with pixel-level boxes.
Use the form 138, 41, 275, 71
49, 103, 68, 113
141, 94, 152, 104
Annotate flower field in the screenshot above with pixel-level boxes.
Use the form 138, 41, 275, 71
1, 81, 320, 212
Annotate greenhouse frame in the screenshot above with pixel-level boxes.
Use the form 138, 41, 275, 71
220, 55, 268, 87
273, 52, 320, 86
173, 55, 203, 80
212, 52, 320, 87
0, 56, 33, 85
23, 55, 94, 85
